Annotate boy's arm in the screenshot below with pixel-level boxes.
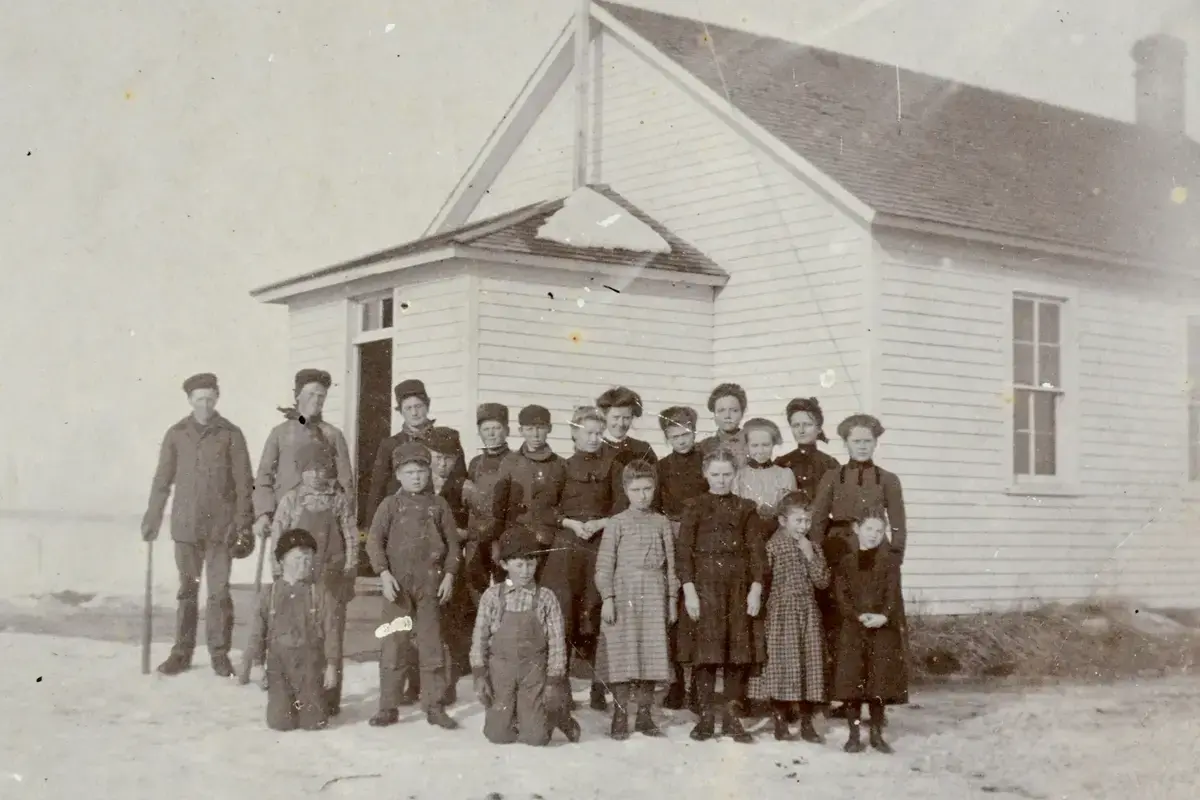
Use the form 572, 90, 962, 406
365, 438, 394, 532
883, 473, 907, 562
540, 590, 567, 679
229, 426, 255, 533
252, 427, 281, 520
469, 587, 500, 677
318, 586, 342, 665
335, 492, 358, 570
488, 461, 513, 539
244, 587, 270, 666
142, 429, 177, 536
437, 498, 462, 575
366, 498, 392, 576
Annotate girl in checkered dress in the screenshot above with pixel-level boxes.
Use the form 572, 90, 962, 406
760, 493, 830, 742
594, 460, 678, 740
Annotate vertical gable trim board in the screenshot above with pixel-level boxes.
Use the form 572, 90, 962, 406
590, 4, 876, 227
425, 19, 581, 236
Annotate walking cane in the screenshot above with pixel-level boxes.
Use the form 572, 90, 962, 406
141, 540, 154, 675
237, 538, 269, 685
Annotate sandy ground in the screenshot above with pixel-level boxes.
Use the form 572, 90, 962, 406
4, 630, 1199, 800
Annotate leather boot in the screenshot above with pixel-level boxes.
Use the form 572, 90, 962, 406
771, 702, 792, 741
689, 707, 716, 741
798, 706, 823, 743
720, 703, 753, 744
590, 682, 608, 711
369, 708, 399, 727
634, 683, 664, 736
156, 652, 191, 676
868, 702, 892, 753
609, 684, 630, 740
426, 705, 459, 730
843, 704, 865, 753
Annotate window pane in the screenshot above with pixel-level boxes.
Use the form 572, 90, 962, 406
381, 297, 394, 328
1038, 344, 1060, 388
362, 301, 381, 332
1013, 431, 1031, 475
1013, 389, 1031, 431
1013, 342, 1035, 384
1037, 301, 1061, 345
1013, 298, 1035, 342
1032, 391, 1057, 435
1033, 432, 1056, 475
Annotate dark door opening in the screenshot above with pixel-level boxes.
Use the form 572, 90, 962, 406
355, 338, 392, 575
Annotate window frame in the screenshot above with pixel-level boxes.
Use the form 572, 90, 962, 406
1003, 281, 1081, 496
352, 290, 397, 345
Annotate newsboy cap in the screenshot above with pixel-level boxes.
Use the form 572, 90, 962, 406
393, 441, 431, 468
476, 402, 510, 427
275, 528, 318, 563
182, 373, 219, 395
424, 426, 461, 456
294, 368, 332, 393
497, 526, 545, 562
517, 405, 551, 427
393, 379, 429, 408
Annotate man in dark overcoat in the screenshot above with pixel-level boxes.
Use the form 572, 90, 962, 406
141, 373, 255, 677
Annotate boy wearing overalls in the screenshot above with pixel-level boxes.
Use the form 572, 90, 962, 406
267, 440, 357, 715
470, 527, 579, 745
238, 528, 340, 732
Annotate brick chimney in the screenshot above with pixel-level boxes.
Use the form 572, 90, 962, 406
1131, 33, 1187, 134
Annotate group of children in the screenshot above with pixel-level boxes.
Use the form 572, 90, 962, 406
238, 384, 910, 755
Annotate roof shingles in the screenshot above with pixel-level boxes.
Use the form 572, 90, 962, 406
599, 1, 1200, 265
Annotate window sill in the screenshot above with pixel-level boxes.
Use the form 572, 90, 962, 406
1004, 483, 1084, 498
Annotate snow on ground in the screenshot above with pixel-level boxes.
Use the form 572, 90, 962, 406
5, 631, 1199, 800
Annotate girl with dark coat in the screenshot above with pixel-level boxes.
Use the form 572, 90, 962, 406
676, 447, 767, 744
697, 383, 749, 468
831, 504, 908, 754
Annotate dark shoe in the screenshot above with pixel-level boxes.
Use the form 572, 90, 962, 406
868, 724, 893, 753
558, 715, 582, 743
369, 708, 399, 727
828, 703, 849, 719
663, 682, 685, 710
609, 706, 630, 740
772, 706, 792, 741
686, 685, 701, 716
590, 682, 608, 711
442, 684, 458, 706
210, 654, 234, 678
426, 706, 459, 730
689, 710, 715, 741
156, 653, 190, 676
844, 722, 865, 753
720, 705, 753, 744
635, 708, 664, 737
799, 714, 824, 744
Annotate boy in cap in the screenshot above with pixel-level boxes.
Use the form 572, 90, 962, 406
471, 526, 579, 745
463, 402, 512, 593
426, 425, 471, 702
142, 372, 254, 677
267, 439, 357, 715
490, 405, 568, 548
366, 441, 461, 729
238, 528, 340, 732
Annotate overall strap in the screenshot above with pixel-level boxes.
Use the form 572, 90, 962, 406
496, 583, 508, 627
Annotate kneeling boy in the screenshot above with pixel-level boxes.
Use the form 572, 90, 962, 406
470, 527, 580, 745
239, 528, 340, 732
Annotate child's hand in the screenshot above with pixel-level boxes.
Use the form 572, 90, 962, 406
323, 664, 337, 690
563, 518, 583, 536
682, 583, 701, 621
858, 613, 872, 627
436, 572, 455, 605
668, 597, 678, 625
795, 536, 815, 559
474, 674, 493, 708
380, 570, 401, 602
583, 519, 606, 537
746, 582, 763, 617
601, 598, 617, 625
869, 614, 888, 628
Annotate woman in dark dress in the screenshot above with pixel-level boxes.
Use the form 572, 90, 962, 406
774, 397, 840, 505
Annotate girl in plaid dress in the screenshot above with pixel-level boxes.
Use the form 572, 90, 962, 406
760, 493, 830, 742
594, 460, 678, 740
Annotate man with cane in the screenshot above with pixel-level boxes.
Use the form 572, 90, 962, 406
141, 373, 255, 677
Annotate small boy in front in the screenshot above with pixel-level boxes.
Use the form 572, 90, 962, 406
239, 528, 340, 732
366, 441, 461, 730
266, 440, 357, 716
654, 405, 708, 711
470, 526, 579, 746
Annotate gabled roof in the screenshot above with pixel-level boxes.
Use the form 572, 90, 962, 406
250, 184, 725, 302
598, 1, 1200, 266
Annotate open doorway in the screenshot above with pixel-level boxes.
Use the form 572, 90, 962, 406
354, 337, 392, 575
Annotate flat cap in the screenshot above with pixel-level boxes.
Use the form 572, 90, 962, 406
476, 402, 510, 427
393, 379, 428, 407
392, 441, 431, 467
182, 373, 219, 395
294, 368, 331, 393
274, 528, 318, 563
424, 426, 461, 455
517, 405, 551, 427
497, 526, 545, 561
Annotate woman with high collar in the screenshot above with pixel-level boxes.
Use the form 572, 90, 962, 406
774, 397, 840, 507
698, 383, 749, 468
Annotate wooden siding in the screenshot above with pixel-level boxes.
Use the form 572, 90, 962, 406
288, 294, 348, 427
470, 31, 868, 445
390, 271, 471, 437
875, 233, 1200, 613
474, 263, 713, 456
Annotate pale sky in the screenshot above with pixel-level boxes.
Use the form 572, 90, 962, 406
2, 0, 1198, 514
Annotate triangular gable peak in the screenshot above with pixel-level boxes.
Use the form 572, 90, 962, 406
429, 0, 1200, 270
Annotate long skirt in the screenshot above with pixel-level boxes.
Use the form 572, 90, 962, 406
595, 566, 671, 684
750, 589, 826, 702
676, 554, 764, 666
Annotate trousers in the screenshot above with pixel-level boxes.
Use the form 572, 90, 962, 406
172, 536, 233, 659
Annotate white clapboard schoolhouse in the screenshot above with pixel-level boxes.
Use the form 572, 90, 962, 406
250, 2, 1200, 614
